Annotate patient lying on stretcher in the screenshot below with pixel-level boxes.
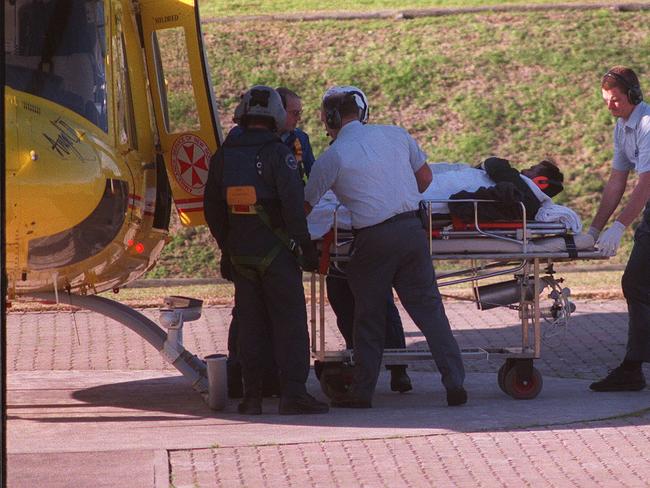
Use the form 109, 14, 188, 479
308, 156, 583, 240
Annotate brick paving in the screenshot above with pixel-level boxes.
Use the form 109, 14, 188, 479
7, 299, 650, 487
169, 414, 650, 488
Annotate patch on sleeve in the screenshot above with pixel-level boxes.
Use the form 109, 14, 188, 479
285, 153, 298, 170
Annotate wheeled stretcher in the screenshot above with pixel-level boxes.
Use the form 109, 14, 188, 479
309, 199, 605, 400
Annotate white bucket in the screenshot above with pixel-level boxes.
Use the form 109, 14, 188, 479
205, 353, 228, 410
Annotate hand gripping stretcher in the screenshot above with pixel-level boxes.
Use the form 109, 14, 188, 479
309, 199, 605, 400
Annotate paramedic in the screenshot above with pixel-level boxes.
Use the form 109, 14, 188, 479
588, 66, 650, 392
305, 87, 467, 407
318, 86, 413, 393
276, 87, 316, 181
224, 88, 317, 398
204, 85, 328, 415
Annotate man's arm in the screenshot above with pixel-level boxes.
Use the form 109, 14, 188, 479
304, 149, 338, 210
203, 150, 229, 250
270, 146, 312, 243
590, 168, 629, 231
414, 163, 432, 193
616, 171, 650, 226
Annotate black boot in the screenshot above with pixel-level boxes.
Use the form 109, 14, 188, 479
590, 365, 646, 392
388, 365, 413, 393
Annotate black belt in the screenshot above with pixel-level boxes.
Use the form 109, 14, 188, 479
353, 210, 419, 235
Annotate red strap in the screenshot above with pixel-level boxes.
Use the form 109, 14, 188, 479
450, 214, 523, 231
319, 229, 335, 275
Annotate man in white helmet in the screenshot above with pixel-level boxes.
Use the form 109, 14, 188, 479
205, 85, 328, 415
305, 86, 466, 407
316, 86, 414, 394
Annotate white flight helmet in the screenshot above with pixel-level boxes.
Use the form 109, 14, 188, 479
322, 85, 369, 124
240, 85, 286, 131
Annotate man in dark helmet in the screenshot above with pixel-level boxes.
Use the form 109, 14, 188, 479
204, 85, 328, 415
588, 66, 650, 392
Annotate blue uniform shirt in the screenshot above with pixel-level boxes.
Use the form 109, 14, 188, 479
305, 121, 427, 229
613, 101, 650, 174
281, 128, 315, 179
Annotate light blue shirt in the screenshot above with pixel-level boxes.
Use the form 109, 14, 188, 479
305, 120, 426, 228
613, 101, 650, 174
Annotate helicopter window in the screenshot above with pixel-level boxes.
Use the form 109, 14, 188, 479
151, 27, 201, 134
115, 27, 137, 148
4, 0, 108, 132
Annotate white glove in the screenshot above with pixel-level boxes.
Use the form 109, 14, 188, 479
587, 226, 601, 241
596, 221, 626, 256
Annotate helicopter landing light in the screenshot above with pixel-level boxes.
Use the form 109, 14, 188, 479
29, 150, 39, 161
135, 243, 145, 254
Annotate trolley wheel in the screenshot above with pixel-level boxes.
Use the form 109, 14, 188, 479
503, 366, 543, 400
497, 359, 517, 393
497, 363, 510, 393
318, 363, 354, 399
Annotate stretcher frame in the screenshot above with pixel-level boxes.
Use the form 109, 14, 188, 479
309, 199, 605, 399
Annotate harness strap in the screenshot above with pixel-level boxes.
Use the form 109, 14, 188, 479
563, 234, 578, 258
230, 242, 284, 282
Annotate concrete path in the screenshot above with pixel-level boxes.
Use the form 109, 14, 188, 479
6, 299, 650, 487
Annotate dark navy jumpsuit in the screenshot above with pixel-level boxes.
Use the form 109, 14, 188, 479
204, 128, 312, 398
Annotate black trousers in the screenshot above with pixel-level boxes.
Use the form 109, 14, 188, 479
232, 248, 310, 397
326, 272, 406, 351
622, 205, 650, 362
227, 305, 277, 382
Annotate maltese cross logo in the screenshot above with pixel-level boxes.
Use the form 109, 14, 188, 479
171, 135, 211, 195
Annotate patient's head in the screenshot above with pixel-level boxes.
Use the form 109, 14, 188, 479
521, 159, 564, 198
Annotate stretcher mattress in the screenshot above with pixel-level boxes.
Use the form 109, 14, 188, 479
430, 232, 594, 254
319, 231, 596, 262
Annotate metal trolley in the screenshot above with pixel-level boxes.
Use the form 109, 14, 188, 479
309, 200, 605, 400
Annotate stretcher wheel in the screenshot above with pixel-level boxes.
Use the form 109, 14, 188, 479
503, 366, 543, 400
318, 363, 354, 399
497, 363, 511, 393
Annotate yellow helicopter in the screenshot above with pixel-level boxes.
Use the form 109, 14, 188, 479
5, 0, 224, 395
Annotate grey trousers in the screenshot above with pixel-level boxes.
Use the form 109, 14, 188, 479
346, 216, 465, 400
622, 207, 650, 362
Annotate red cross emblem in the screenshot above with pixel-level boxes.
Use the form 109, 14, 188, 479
171, 134, 212, 195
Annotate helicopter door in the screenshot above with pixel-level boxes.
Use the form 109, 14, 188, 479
137, 0, 222, 226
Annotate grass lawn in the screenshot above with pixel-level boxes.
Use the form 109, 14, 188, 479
199, 0, 634, 18
6, 268, 624, 311
112, 268, 625, 308
152, 5, 649, 278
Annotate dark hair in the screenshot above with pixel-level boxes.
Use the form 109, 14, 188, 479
322, 92, 360, 120
276, 87, 300, 109
601, 66, 641, 92
526, 159, 564, 198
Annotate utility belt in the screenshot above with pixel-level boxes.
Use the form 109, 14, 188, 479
352, 210, 419, 236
